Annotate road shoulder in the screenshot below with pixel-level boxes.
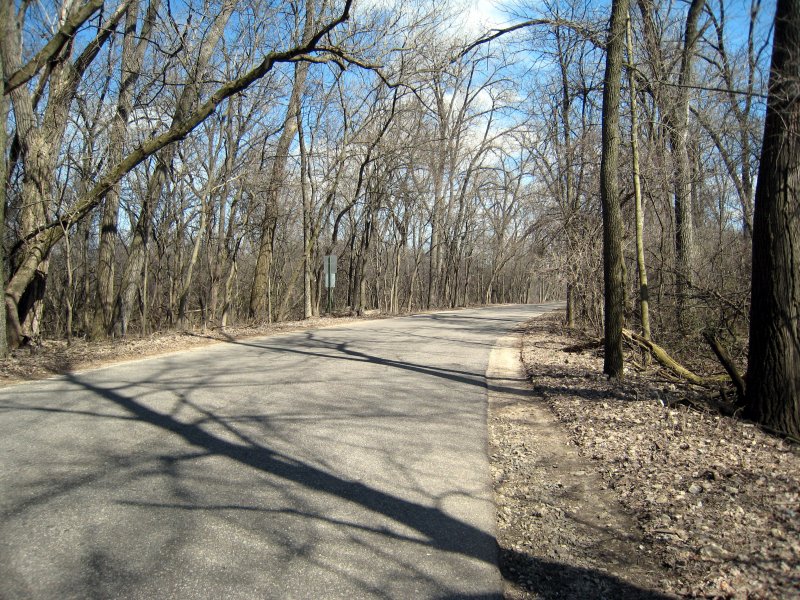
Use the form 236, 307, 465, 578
487, 323, 673, 599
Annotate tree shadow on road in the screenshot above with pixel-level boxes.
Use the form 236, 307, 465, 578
57, 372, 674, 600
63, 373, 498, 564
181, 330, 527, 396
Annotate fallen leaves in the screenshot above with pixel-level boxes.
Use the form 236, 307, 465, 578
516, 312, 800, 599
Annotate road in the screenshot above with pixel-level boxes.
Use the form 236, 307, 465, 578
0, 303, 559, 599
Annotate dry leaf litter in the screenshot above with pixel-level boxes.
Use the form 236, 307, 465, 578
494, 312, 799, 599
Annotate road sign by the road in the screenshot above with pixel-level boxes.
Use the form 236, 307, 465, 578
323, 255, 337, 289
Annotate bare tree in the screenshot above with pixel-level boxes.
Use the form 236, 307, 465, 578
745, 0, 800, 438
114, 0, 236, 336
2, 0, 130, 345
599, 0, 630, 378
2, 0, 354, 347
250, 3, 316, 321
626, 11, 650, 342
94, 0, 160, 337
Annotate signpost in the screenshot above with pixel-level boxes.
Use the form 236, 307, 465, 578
323, 255, 337, 314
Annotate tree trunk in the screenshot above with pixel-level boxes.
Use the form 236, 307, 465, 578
2, 0, 129, 345
427, 119, 447, 309
745, 0, 800, 439
221, 256, 238, 328
669, 0, 705, 325
298, 105, 314, 320
277, 257, 304, 322
599, 0, 630, 378
114, 167, 158, 336
626, 13, 651, 342
177, 208, 206, 330
80, 219, 91, 335
63, 224, 74, 344
94, 0, 158, 337
0, 55, 7, 357
354, 191, 378, 316
250, 14, 313, 320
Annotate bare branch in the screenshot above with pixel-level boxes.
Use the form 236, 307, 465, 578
4, 0, 104, 94
6, 0, 355, 299
458, 17, 605, 59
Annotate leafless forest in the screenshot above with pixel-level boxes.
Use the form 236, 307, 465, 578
3, 0, 797, 432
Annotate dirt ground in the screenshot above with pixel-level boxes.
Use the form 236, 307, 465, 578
493, 312, 800, 599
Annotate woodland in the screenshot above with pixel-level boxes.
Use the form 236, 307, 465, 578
1, 0, 798, 437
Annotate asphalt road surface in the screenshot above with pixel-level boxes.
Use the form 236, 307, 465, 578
0, 303, 560, 600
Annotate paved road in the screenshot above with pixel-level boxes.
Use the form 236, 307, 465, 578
0, 303, 559, 599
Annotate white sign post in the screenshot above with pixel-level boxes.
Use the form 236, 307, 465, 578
323, 255, 337, 314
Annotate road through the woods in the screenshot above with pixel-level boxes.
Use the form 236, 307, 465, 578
0, 303, 560, 599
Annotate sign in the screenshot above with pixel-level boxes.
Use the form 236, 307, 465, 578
323, 255, 337, 289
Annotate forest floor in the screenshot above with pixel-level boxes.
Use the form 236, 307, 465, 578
495, 311, 799, 599
3, 310, 798, 598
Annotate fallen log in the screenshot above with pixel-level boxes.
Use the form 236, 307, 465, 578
622, 329, 728, 387
702, 332, 746, 402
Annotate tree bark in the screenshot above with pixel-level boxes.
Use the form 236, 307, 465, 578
95, 0, 159, 337
745, 0, 800, 438
668, 0, 705, 325
554, 23, 580, 329
298, 105, 314, 320
0, 51, 7, 356
626, 13, 651, 342
177, 207, 206, 330
599, 0, 630, 378
250, 7, 314, 320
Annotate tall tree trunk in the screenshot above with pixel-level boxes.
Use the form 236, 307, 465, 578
221, 258, 237, 328
354, 194, 377, 316
2, 80, 54, 344
555, 23, 580, 329
427, 180, 443, 308
114, 164, 158, 336
627, 13, 651, 342
745, 0, 800, 439
565, 282, 575, 327
298, 105, 313, 320
600, 0, 630, 378
63, 224, 74, 344
668, 0, 705, 325
0, 54, 7, 357
95, 0, 158, 337
427, 115, 447, 309
114, 1, 234, 336
177, 208, 206, 330
250, 12, 313, 320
